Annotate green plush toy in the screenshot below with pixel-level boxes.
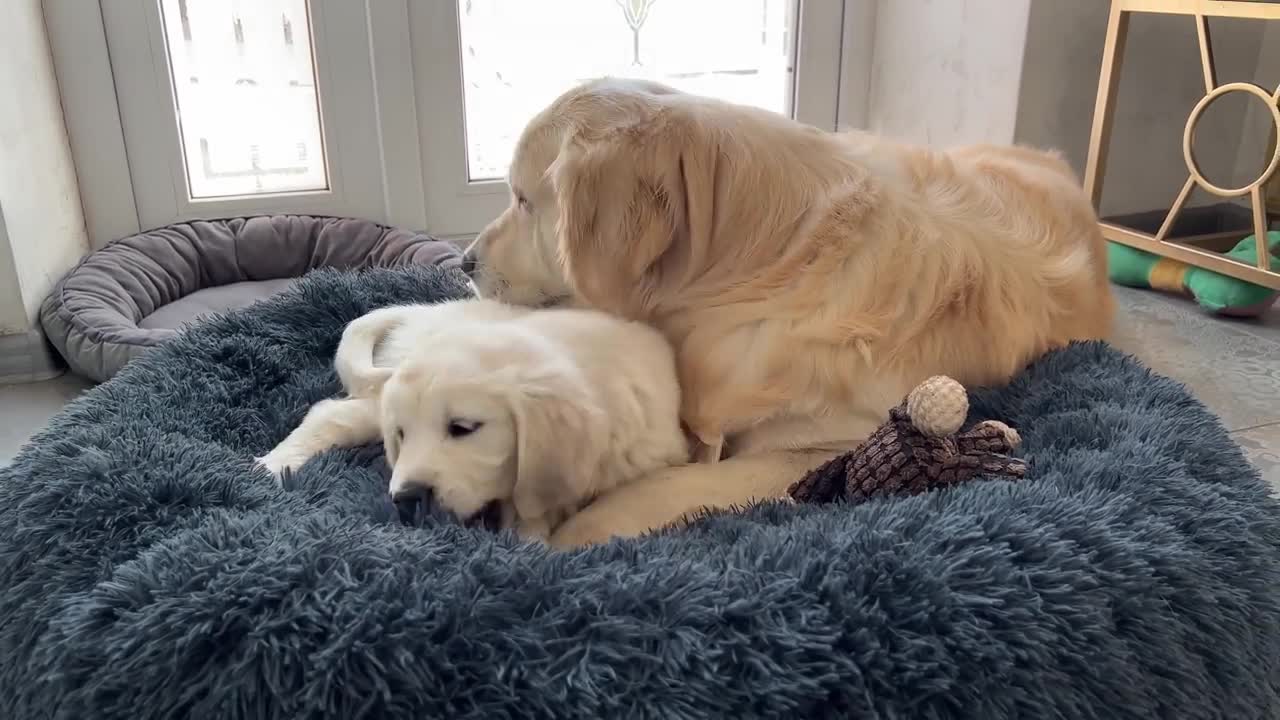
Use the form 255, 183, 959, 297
1108, 231, 1280, 317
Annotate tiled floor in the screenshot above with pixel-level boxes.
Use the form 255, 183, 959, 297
0, 372, 94, 466
1107, 285, 1280, 490
1, 287, 1278, 488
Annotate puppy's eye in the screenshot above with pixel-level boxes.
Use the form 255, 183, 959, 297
515, 194, 531, 212
396, 428, 405, 443
447, 419, 483, 438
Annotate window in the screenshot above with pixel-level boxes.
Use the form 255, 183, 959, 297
458, 0, 798, 181
45, 0, 864, 243
159, 0, 328, 198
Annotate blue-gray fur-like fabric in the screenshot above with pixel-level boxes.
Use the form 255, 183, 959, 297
2, 266, 1278, 719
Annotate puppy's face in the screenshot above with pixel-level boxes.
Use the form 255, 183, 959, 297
381, 364, 519, 528
378, 328, 607, 535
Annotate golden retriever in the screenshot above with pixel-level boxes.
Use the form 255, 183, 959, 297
463, 78, 1115, 548
256, 298, 689, 540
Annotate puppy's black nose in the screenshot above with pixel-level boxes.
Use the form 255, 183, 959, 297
391, 486, 434, 525
460, 251, 478, 277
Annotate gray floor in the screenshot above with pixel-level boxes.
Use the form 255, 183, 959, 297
1108, 285, 1280, 490
0, 372, 94, 465
1, 288, 1278, 489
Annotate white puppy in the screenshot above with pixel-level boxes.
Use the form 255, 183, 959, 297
257, 299, 689, 540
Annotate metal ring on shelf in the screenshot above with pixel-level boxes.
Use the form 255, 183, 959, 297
1182, 81, 1280, 198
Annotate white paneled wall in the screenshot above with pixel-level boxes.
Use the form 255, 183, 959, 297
864, 0, 1032, 147
853, 0, 1279, 219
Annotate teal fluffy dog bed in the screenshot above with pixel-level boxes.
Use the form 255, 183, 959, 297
2, 266, 1279, 719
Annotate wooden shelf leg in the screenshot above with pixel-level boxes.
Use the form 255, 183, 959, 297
1195, 14, 1217, 94
1253, 186, 1274, 271
1156, 175, 1197, 242
1084, 1, 1130, 210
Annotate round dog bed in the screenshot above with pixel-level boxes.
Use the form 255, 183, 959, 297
4, 267, 1279, 718
39, 215, 459, 382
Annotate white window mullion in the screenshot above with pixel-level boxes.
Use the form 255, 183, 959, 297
100, 0, 183, 230
366, 0, 429, 232
793, 0, 847, 131
42, 0, 141, 248
410, 0, 501, 239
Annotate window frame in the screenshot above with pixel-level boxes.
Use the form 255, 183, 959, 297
44, 0, 873, 246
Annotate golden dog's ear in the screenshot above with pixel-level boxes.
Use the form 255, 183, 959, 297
550, 115, 718, 315
509, 379, 607, 525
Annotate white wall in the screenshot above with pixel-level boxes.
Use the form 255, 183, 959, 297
854, 0, 1273, 219
0, 0, 89, 335
864, 0, 1032, 147
0, 212, 25, 332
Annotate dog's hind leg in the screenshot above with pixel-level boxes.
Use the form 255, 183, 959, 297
256, 397, 381, 485
549, 447, 844, 548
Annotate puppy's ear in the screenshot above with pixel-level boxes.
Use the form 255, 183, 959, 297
508, 379, 607, 526
379, 392, 401, 468
549, 112, 718, 315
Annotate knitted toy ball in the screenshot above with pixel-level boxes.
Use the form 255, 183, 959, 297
906, 375, 969, 437
785, 375, 1027, 506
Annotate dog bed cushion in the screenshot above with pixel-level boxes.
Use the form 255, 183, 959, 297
3, 267, 1279, 719
39, 215, 459, 382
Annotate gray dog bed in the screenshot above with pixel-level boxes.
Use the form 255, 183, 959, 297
39, 215, 459, 382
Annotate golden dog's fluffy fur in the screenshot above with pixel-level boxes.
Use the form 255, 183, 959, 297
466, 78, 1115, 547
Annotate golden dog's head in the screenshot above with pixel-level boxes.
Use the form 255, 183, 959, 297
464, 77, 821, 318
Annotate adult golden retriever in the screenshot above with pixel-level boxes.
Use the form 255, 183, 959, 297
464, 78, 1115, 548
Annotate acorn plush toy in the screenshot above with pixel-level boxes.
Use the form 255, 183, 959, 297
787, 376, 1027, 505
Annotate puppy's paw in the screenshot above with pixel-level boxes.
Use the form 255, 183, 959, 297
254, 451, 297, 487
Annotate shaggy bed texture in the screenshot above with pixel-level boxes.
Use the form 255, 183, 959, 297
2, 266, 1278, 719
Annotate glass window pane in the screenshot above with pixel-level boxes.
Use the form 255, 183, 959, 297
458, 0, 796, 181
159, 0, 328, 199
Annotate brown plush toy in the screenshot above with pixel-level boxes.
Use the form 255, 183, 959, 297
786, 376, 1027, 505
